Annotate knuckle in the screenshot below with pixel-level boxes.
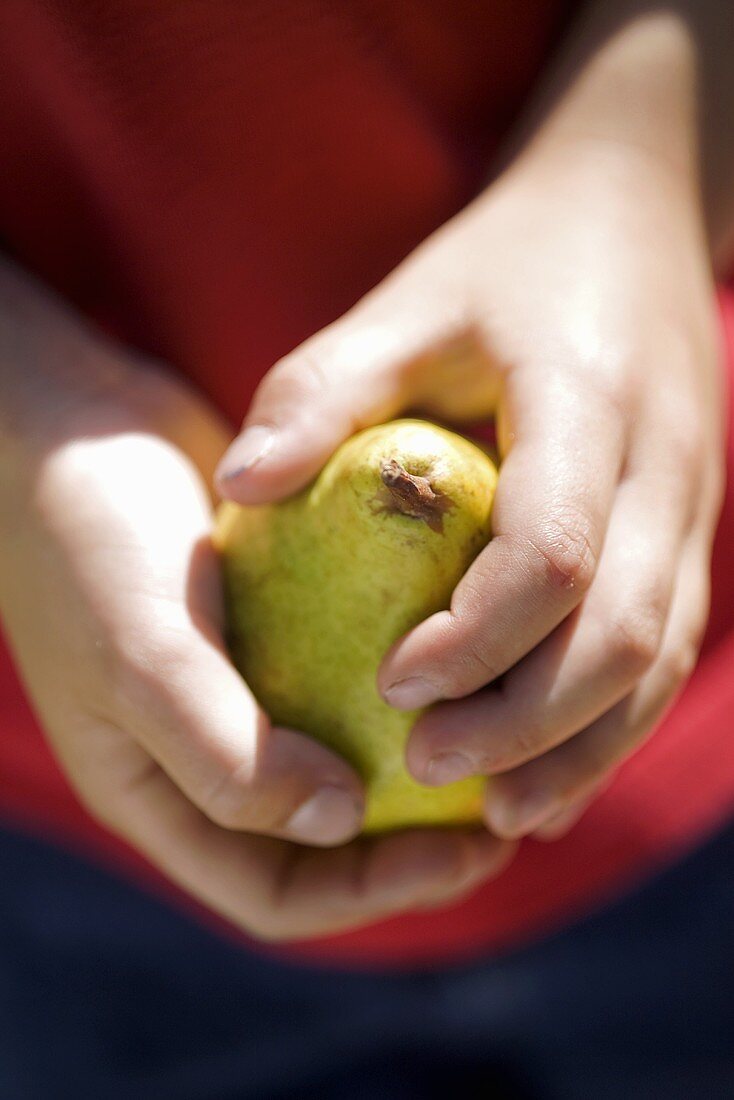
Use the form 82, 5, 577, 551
269, 344, 330, 401
662, 632, 703, 689
201, 759, 255, 830
436, 639, 499, 700
526, 511, 599, 594
460, 636, 501, 690
671, 420, 705, 476
583, 362, 636, 419
709, 458, 726, 513
669, 641, 700, 684
440, 595, 502, 694
106, 629, 191, 715
504, 725, 547, 765
606, 604, 664, 675
654, 409, 706, 487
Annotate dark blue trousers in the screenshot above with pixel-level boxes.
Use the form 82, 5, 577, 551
1, 822, 732, 1099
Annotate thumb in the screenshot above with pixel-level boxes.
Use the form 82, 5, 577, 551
118, 537, 366, 848
216, 312, 420, 504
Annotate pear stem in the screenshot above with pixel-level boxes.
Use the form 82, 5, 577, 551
379, 459, 450, 533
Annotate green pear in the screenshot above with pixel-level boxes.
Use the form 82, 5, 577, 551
214, 419, 498, 833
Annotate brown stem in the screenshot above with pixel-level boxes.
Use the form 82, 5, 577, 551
379, 458, 451, 533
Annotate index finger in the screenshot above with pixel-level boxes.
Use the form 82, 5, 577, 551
378, 371, 627, 708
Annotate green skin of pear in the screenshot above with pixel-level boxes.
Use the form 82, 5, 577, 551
215, 419, 498, 833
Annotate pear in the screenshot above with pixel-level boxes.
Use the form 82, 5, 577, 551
214, 419, 498, 833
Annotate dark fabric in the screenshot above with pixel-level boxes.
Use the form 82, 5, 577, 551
1, 822, 732, 1100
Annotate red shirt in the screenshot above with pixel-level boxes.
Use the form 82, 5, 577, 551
1, 0, 733, 968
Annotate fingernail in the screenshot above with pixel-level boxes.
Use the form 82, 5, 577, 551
424, 751, 474, 786
218, 425, 276, 481
284, 786, 361, 846
487, 790, 556, 837
383, 677, 438, 710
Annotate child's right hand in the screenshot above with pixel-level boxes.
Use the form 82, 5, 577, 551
0, 261, 511, 940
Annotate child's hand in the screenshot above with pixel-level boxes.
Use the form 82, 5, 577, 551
218, 138, 725, 842
0, 263, 511, 940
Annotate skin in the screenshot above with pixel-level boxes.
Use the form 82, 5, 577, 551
0, 1, 732, 939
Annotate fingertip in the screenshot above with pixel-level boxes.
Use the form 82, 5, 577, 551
404, 707, 475, 787
531, 814, 578, 842
377, 638, 442, 710
381, 676, 440, 711
404, 730, 431, 785
221, 723, 365, 844
216, 426, 344, 506
377, 612, 456, 707
215, 425, 277, 496
405, 727, 474, 786
375, 634, 409, 700
214, 427, 321, 506
483, 784, 558, 839
531, 791, 599, 841
283, 785, 364, 847
273, 724, 365, 797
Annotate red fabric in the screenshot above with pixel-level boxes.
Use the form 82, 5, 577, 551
1, 1, 733, 969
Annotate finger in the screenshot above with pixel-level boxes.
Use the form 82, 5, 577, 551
83, 730, 514, 940
406, 458, 688, 784
482, 534, 711, 839
214, 277, 501, 506
530, 777, 613, 841
531, 798, 593, 841
214, 300, 422, 504
379, 370, 626, 710
271, 826, 516, 938
116, 544, 365, 847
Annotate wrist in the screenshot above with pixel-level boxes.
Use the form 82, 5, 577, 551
0, 263, 132, 444
500, 7, 702, 227
0, 260, 181, 489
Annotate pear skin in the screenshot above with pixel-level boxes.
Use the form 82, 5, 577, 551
214, 420, 498, 833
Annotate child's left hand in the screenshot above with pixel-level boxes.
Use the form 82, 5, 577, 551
218, 131, 725, 842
